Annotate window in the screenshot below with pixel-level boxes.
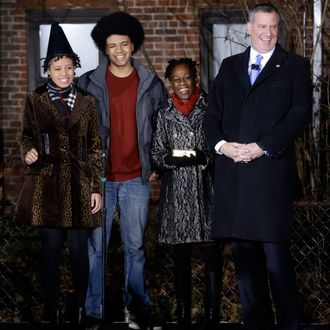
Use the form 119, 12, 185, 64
200, 10, 249, 93
39, 23, 98, 78
27, 9, 107, 90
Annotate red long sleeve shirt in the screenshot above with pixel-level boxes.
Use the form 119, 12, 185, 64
105, 68, 141, 182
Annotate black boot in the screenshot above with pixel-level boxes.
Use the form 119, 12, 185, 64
174, 264, 191, 329
70, 307, 86, 329
78, 307, 86, 329
205, 271, 221, 330
176, 302, 191, 329
46, 307, 61, 330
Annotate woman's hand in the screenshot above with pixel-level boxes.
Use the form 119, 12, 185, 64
91, 193, 102, 214
148, 170, 159, 182
25, 148, 38, 165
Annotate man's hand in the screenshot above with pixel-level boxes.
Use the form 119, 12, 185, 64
25, 148, 38, 165
245, 143, 265, 160
220, 143, 252, 163
91, 193, 102, 214
220, 142, 265, 163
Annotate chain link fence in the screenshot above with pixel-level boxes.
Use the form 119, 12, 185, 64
0, 201, 329, 324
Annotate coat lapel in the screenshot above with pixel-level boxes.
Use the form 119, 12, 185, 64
39, 91, 64, 127
38, 87, 88, 130
252, 44, 287, 87
67, 91, 88, 129
234, 47, 251, 91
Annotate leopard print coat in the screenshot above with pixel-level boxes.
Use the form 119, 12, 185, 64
14, 84, 102, 228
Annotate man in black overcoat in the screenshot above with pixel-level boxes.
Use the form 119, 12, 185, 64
203, 3, 312, 329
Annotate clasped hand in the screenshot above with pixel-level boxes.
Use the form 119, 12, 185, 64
220, 142, 264, 163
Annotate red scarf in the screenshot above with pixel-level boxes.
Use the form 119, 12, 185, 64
172, 87, 200, 117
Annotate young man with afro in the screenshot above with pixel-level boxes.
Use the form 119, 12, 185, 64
78, 11, 166, 329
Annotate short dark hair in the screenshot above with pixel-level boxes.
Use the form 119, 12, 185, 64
249, 3, 280, 22
91, 11, 145, 55
165, 57, 198, 80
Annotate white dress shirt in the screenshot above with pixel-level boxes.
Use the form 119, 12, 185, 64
248, 47, 275, 75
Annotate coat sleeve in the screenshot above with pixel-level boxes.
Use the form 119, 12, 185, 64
203, 61, 227, 152
87, 97, 102, 194
258, 57, 312, 157
196, 94, 214, 171
77, 70, 92, 92
151, 106, 176, 171
20, 93, 38, 164
153, 76, 167, 107
199, 130, 214, 171
150, 76, 167, 126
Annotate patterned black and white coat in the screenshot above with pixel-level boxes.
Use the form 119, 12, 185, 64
151, 91, 214, 244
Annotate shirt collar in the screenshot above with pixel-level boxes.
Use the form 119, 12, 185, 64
249, 47, 275, 71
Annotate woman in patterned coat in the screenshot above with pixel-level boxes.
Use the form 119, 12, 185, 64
151, 58, 222, 329
14, 23, 102, 329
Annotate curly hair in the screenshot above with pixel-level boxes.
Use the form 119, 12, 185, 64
43, 54, 81, 73
91, 11, 145, 55
165, 57, 198, 80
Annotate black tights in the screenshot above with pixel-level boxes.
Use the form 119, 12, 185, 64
39, 227, 90, 322
172, 243, 222, 328
173, 243, 221, 275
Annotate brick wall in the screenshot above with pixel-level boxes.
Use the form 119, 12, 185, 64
1, 0, 28, 203
0, 0, 234, 203
0, 0, 327, 203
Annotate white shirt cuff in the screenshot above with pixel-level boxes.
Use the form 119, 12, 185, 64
215, 140, 227, 154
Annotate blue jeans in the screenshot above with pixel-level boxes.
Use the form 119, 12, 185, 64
85, 177, 151, 318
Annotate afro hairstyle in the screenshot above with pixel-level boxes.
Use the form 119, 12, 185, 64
91, 11, 145, 55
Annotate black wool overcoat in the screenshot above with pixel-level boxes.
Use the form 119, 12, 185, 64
203, 44, 312, 243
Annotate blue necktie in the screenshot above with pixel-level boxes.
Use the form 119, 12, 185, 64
250, 54, 263, 85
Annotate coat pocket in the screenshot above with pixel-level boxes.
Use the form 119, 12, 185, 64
13, 175, 35, 225
25, 163, 53, 176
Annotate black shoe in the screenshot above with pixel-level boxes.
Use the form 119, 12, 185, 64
85, 315, 102, 330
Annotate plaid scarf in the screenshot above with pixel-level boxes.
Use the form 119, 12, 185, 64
47, 79, 76, 128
